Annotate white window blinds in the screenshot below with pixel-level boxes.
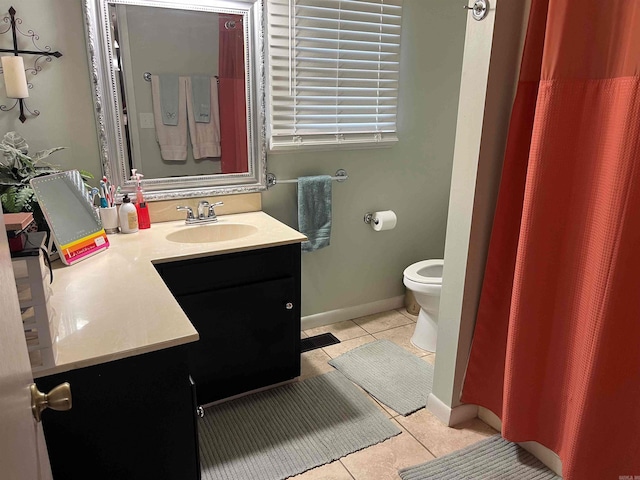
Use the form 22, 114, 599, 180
267, 0, 403, 150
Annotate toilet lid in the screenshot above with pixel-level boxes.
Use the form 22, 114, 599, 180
403, 259, 443, 284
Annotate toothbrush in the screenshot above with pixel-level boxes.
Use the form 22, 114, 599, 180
99, 180, 108, 208
102, 176, 113, 207
109, 185, 117, 207
89, 187, 99, 204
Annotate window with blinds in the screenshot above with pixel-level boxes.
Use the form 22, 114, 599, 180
267, 0, 403, 150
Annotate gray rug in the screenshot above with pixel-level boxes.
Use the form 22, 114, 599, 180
399, 435, 562, 479
328, 339, 434, 416
199, 370, 401, 480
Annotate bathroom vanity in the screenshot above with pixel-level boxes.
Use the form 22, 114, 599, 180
34, 212, 305, 480
156, 243, 301, 405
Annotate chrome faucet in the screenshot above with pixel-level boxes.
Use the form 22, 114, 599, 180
176, 201, 224, 225
197, 201, 210, 220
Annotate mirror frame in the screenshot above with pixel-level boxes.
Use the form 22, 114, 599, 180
83, 0, 266, 201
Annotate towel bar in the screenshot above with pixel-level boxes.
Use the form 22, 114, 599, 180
266, 169, 348, 189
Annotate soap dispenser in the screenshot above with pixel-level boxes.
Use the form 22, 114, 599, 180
119, 194, 139, 234
132, 169, 151, 229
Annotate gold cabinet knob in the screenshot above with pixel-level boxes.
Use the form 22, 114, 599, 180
30, 382, 72, 422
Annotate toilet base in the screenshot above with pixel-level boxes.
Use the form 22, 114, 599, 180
410, 308, 438, 353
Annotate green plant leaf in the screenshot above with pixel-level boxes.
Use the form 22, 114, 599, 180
2, 132, 28, 154
15, 186, 35, 211
1, 186, 18, 213
33, 146, 66, 162
79, 169, 95, 180
0, 144, 22, 168
0, 179, 22, 188
0, 133, 68, 215
0, 168, 20, 183
34, 167, 62, 176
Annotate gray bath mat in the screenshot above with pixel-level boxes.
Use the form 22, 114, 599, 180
399, 435, 562, 480
199, 370, 401, 480
328, 339, 434, 415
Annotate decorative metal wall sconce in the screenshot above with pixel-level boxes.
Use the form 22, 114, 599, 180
0, 6, 63, 123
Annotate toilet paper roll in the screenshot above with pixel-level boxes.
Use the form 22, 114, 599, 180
371, 210, 397, 231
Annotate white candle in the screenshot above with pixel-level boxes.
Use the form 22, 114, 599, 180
1, 56, 29, 99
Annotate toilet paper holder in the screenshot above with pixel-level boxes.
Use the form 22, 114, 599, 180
364, 211, 398, 232
363, 213, 377, 225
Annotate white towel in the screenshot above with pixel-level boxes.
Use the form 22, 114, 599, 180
186, 76, 221, 159
151, 75, 187, 161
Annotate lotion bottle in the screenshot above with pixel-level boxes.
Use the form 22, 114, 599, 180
119, 194, 139, 233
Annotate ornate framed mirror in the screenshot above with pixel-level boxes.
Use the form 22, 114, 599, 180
83, 0, 265, 201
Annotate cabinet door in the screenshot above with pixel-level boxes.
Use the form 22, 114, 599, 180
36, 347, 200, 480
178, 276, 300, 404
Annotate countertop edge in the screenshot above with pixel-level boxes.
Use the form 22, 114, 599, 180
37, 212, 305, 379
33, 331, 200, 379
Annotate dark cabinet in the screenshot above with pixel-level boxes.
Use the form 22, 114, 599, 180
155, 243, 302, 405
36, 242, 301, 480
36, 346, 200, 480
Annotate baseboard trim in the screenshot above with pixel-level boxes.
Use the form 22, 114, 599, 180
478, 407, 563, 477
427, 393, 478, 427
301, 295, 405, 330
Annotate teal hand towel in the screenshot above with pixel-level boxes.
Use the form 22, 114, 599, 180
298, 175, 332, 252
159, 74, 180, 126
191, 75, 211, 123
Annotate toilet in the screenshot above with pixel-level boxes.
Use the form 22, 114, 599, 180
402, 259, 444, 353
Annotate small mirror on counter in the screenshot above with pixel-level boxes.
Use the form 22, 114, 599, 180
31, 170, 109, 266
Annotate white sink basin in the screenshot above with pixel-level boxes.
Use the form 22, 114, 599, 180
165, 223, 259, 244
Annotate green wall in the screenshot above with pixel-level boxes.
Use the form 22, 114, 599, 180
0, 0, 101, 179
0, 0, 466, 317
263, 0, 467, 315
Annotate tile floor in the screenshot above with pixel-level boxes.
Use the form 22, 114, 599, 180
292, 308, 497, 480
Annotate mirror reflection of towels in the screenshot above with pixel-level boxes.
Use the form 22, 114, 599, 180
191, 75, 211, 123
186, 76, 221, 159
151, 75, 188, 161
158, 74, 180, 126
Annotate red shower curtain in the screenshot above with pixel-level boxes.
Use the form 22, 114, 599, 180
218, 14, 248, 174
462, 1, 640, 478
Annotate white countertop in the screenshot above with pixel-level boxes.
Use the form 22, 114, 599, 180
36, 212, 306, 378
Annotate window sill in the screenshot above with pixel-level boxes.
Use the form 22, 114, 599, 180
268, 135, 398, 154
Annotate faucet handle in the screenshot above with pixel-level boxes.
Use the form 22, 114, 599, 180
208, 201, 224, 218
176, 205, 195, 220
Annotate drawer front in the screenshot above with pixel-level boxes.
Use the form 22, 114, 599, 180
156, 244, 299, 296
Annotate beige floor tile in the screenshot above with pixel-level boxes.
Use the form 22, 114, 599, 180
396, 408, 497, 458
422, 354, 435, 366
372, 324, 429, 357
304, 320, 369, 341
301, 330, 308, 339
299, 348, 335, 380
340, 420, 435, 480
290, 461, 353, 480
322, 335, 376, 359
396, 308, 418, 322
353, 311, 413, 334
